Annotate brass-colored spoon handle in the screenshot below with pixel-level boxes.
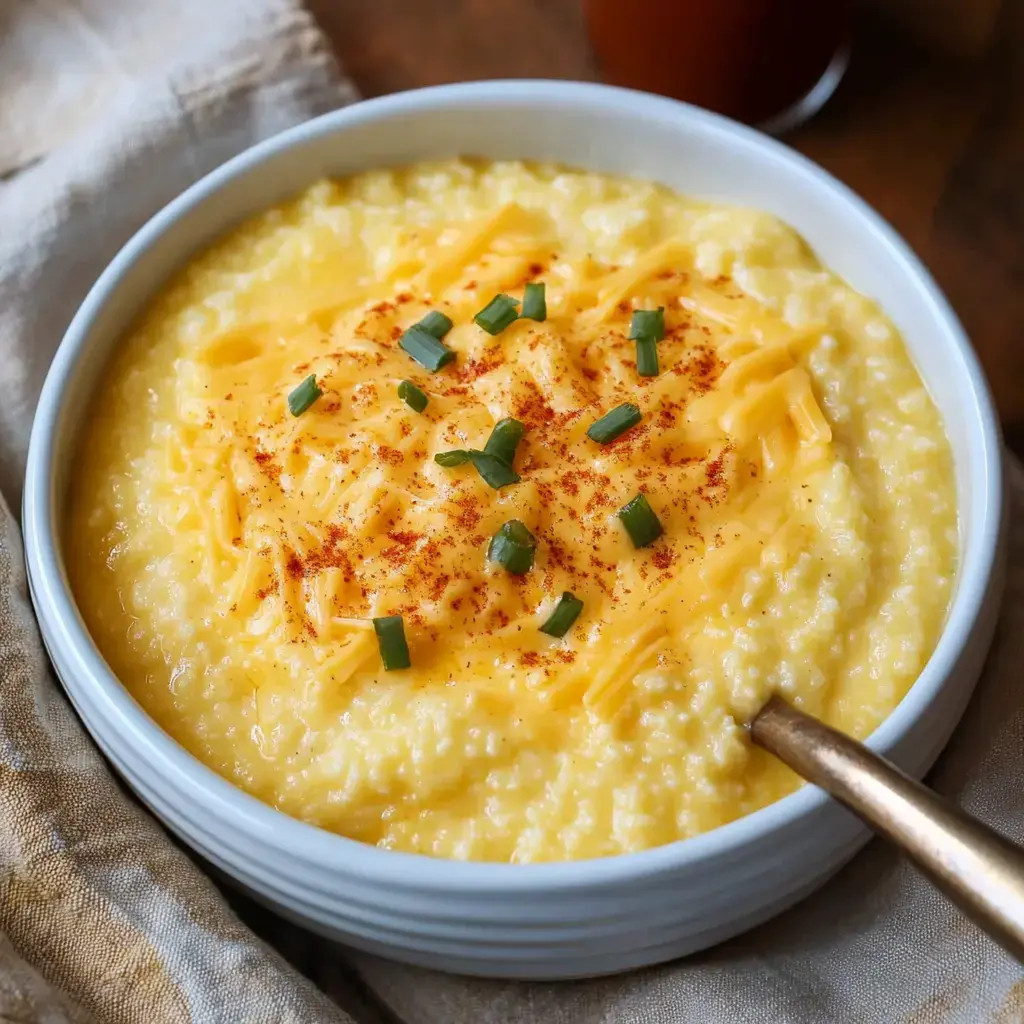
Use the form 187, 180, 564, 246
751, 695, 1024, 962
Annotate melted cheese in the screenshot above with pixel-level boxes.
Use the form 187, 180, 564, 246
66, 160, 957, 862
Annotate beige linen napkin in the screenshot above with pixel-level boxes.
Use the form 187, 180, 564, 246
5, 2, 1024, 1023
0, 1, 361, 1020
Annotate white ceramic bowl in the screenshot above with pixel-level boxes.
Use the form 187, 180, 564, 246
24, 81, 1006, 980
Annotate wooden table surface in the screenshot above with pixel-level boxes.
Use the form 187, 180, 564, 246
310, 0, 1024, 449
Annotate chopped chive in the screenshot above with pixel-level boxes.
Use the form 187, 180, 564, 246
434, 449, 474, 467
487, 520, 537, 575
400, 326, 456, 372
372, 615, 411, 670
398, 380, 428, 413
521, 282, 547, 321
618, 493, 664, 548
540, 591, 584, 638
587, 403, 641, 444
434, 449, 520, 488
483, 417, 525, 467
635, 335, 659, 377
470, 452, 520, 489
436, 418, 524, 489
288, 374, 322, 417
415, 310, 453, 339
628, 307, 666, 342
474, 293, 520, 335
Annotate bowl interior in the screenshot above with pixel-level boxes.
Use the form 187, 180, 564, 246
30, 81, 1002, 882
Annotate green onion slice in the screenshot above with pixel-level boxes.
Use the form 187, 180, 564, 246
397, 380, 428, 413
487, 520, 537, 575
434, 449, 474, 467
415, 310, 453, 339
635, 336, 659, 377
287, 374, 322, 417
400, 326, 456, 372
628, 307, 666, 342
372, 615, 411, 671
474, 293, 520, 335
539, 591, 584, 638
434, 449, 520, 488
617, 493, 664, 548
482, 417, 525, 467
587, 403, 641, 444
521, 282, 547, 322
470, 451, 520, 489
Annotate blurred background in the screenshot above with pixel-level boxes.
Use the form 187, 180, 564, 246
311, 0, 1024, 450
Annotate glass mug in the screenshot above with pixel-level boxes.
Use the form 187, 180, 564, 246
583, 0, 852, 132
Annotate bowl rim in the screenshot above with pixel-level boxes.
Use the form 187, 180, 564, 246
23, 78, 1004, 893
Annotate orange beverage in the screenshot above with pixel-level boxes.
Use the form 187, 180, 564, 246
584, 0, 851, 129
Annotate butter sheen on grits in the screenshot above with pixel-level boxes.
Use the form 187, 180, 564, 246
67, 160, 957, 862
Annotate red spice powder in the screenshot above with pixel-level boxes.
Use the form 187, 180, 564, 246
253, 449, 282, 484
458, 351, 506, 383
546, 538, 577, 573
559, 471, 580, 497
674, 343, 723, 394
285, 524, 355, 582
705, 446, 732, 490
377, 445, 404, 466
451, 494, 482, 533
652, 549, 675, 571
512, 381, 557, 430
353, 383, 379, 407
429, 574, 451, 602
387, 530, 422, 547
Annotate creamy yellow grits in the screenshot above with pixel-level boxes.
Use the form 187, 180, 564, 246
67, 160, 957, 862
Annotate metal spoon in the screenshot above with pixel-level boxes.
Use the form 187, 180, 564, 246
751, 695, 1024, 961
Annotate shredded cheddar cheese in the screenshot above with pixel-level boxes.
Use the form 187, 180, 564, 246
66, 160, 957, 862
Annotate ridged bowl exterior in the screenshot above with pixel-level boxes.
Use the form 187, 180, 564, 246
23, 82, 1006, 979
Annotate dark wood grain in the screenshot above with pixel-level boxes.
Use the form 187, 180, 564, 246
310, 0, 597, 94
308, 0, 1024, 442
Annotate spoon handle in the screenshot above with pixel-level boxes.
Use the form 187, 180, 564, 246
751, 695, 1024, 961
